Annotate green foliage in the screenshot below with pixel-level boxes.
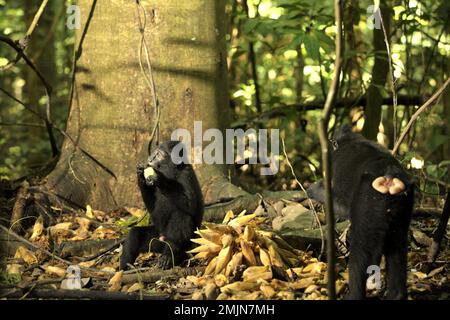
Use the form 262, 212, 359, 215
226, 0, 449, 193
0, 1, 73, 180
116, 212, 151, 229
426, 161, 449, 181
0, 271, 21, 285
0, 0, 448, 196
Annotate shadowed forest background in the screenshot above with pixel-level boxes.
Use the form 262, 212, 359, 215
1, 0, 449, 190
0, 0, 449, 300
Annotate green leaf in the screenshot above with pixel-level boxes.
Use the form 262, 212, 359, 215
313, 30, 334, 50
303, 35, 320, 60
438, 160, 450, 168
243, 18, 260, 34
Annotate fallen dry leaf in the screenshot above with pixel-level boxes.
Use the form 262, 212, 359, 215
101, 267, 116, 273
412, 229, 432, 247
290, 277, 315, 289
413, 271, 428, 280
29, 216, 44, 241
76, 217, 92, 231
52, 222, 73, 230
304, 284, 319, 294
86, 205, 94, 218
43, 265, 66, 277
428, 266, 444, 278
204, 282, 218, 300
127, 283, 144, 293
6, 264, 23, 275
302, 262, 326, 274
192, 291, 204, 300
14, 246, 38, 265
78, 261, 96, 268
125, 207, 146, 218
260, 284, 276, 298
108, 271, 124, 292
92, 226, 117, 239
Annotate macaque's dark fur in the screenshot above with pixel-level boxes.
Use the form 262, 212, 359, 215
120, 141, 204, 270
308, 125, 414, 300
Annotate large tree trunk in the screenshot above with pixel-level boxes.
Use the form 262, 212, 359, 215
41, 0, 247, 214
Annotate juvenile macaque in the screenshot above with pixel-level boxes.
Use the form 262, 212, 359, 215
308, 125, 414, 300
120, 141, 204, 270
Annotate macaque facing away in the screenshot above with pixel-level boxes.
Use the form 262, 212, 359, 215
308, 125, 414, 300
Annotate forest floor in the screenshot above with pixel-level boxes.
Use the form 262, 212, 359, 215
0, 188, 449, 300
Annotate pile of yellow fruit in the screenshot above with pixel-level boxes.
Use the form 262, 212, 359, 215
183, 210, 336, 300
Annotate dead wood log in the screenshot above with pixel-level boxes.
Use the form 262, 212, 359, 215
57, 239, 121, 259
121, 266, 204, 284
0, 288, 168, 300
10, 181, 30, 233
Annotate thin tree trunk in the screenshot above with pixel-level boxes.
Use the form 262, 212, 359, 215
341, 0, 361, 100
295, 46, 304, 103
384, 104, 395, 149
362, 1, 391, 141
441, 25, 450, 161
22, 1, 58, 165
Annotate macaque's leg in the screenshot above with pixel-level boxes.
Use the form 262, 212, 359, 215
120, 225, 164, 270
346, 180, 386, 300
307, 180, 349, 218
384, 226, 409, 300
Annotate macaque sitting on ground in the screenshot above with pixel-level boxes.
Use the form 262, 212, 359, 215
120, 141, 204, 270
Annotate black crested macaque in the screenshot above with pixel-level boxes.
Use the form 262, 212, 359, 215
120, 141, 204, 270
307, 125, 414, 300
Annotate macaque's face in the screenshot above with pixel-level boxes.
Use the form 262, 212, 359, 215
144, 142, 182, 185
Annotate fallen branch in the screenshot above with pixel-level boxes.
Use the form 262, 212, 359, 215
10, 181, 30, 233
0, 288, 168, 300
77, 239, 124, 262
57, 239, 122, 260
121, 266, 204, 284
